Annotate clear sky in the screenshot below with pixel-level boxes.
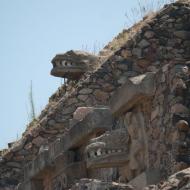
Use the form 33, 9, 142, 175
0, 0, 170, 149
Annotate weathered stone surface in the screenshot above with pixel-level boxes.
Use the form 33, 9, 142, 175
62, 106, 76, 115
121, 49, 132, 58
32, 136, 45, 147
144, 167, 190, 190
79, 88, 93, 95
3, 1, 190, 189
174, 30, 190, 40
62, 107, 113, 150
128, 170, 160, 190
6, 162, 21, 168
51, 50, 101, 79
24, 142, 33, 150
132, 48, 142, 58
110, 72, 156, 116
102, 83, 115, 92
3, 151, 13, 161
144, 31, 155, 39
71, 179, 134, 190
151, 106, 159, 121
78, 94, 88, 101
73, 107, 94, 121
24, 150, 51, 180
13, 155, 25, 162
171, 103, 189, 114
11, 139, 26, 152
94, 90, 109, 102
138, 39, 150, 48
86, 129, 129, 169
67, 98, 78, 106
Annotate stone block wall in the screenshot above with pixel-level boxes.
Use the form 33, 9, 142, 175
1, 0, 190, 189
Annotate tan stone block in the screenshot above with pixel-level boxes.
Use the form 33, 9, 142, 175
94, 90, 109, 102
73, 107, 94, 121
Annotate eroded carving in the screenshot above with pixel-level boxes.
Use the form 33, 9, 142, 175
85, 129, 129, 169
51, 50, 102, 80
123, 108, 148, 181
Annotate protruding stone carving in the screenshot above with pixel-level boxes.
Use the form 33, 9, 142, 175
110, 72, 156, 116
3, 1, 190, 189
62, 107, 113, 150
85, 129, 129, 169
51, 50, 101, 80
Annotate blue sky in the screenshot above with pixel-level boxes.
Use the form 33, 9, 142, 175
0, 0, 169, 149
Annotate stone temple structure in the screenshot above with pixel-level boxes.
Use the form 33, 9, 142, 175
1, 0, 190, 189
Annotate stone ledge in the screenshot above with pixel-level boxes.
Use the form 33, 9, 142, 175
62, 107, 113, 150
110, 72, 156, 116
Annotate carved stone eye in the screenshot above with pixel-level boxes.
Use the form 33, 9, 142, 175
97, 149, 101, 156
61, 60, 66, 66
117, 149, 122, 153
112, 149, 116, 153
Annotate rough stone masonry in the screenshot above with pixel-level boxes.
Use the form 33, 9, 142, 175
1, 0, 190, 189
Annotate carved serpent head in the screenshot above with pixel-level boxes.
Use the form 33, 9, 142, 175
51, 50, 100, 80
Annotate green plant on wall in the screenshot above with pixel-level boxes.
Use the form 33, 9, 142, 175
28, 80, 36, 122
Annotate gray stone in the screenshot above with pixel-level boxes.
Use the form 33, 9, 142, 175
110, 72, 156, 115
118, 76, 128, 85
11, 138, 27, 152
62, 106, 76, 115
138, 39, 150, 48
6, 162, 21, 168
144, 31, 155, 39
79, 88, 93, 95
174, 31, 190, 40
62, 107, 113, 150
171, 104, 189, 114
71, 179, 134, 190
94, 90, 109, 102
47, 119, 56, 126
67, 98, 78, 106
132, 48, 142, 58
51, 50, 101, 80
78, 94, 88, 101
73, 107, 94, 121
86, 129, 129, 169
